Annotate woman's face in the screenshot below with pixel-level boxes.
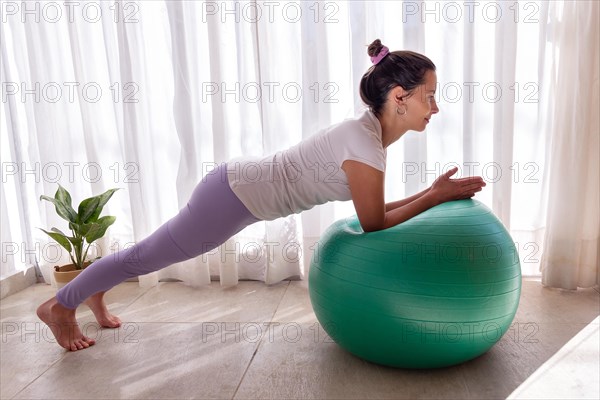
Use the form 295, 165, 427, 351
402, 70, 439, 131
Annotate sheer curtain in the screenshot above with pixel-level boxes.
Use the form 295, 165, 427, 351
539, 0, 599, 289
2, 1, 598, 291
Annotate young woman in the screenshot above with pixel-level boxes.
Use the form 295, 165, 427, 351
37, 39, 486, 351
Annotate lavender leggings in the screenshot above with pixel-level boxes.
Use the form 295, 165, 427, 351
56, 163, 261, 310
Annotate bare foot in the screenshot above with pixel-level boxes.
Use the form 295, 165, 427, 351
84, 292, 122, 328
36, 297, 96, 351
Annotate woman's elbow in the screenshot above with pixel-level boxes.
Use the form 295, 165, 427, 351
359, 216, 386, 233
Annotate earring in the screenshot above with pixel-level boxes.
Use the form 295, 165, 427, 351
396, 106, 407, 115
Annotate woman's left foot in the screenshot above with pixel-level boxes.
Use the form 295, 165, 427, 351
84, 292, 122, 328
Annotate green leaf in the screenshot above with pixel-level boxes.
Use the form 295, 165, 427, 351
86, 188, 120, 223
51, 227, 68, 236
39, 194, 78, 223
39, 228, 72, 253
71, 221, 92, 237
56, 184, 73, 209
66, 236, 83, 249
84, 216, 116, 244
78, 197, 100, 224
55, 185, 79, 222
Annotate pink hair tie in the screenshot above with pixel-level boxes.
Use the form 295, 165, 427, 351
371, 46, 389, 65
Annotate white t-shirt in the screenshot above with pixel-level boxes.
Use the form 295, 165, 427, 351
227, 109, 386, 221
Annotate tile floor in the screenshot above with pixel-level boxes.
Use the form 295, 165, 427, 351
1, 278, 598, 399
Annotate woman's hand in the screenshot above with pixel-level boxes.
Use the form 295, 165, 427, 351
428, 167, 486, 205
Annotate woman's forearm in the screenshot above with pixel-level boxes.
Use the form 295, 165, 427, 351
385, 187, 431, 212
380, 191, 439, 230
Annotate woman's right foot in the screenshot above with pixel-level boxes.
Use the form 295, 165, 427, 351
36, 297, 95, 351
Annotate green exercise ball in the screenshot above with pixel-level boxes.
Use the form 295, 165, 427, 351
308, 199, 521, 368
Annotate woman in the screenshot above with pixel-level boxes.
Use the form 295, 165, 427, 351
37, 39, 486, 351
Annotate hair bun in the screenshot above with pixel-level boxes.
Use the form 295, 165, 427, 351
367, 39, 385, 58
368, 39, 390, 65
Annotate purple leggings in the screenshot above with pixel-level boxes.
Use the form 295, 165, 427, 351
56, 163, 261, 310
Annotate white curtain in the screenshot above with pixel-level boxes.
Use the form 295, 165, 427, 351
539, 1, 599, 289
1, 1, 598, 290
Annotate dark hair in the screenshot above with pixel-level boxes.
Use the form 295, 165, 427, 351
360, 39, 436, 117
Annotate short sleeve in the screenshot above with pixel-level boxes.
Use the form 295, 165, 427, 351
328, 117, 386, 172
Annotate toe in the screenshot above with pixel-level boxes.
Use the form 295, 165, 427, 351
83, 336, 96, 345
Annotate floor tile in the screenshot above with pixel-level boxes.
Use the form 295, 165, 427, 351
118, 281, 289, 323
0, 282, 149, 399
233, 321, 471, 400
1, 284, 56, 323
233, 322, 389, 399
14, 322, 257, 399
514, 279, 600, 324
271, 280, 316, 324
0, 322, 66, 400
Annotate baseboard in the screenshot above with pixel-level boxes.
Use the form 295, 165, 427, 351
0, 266, 37, 299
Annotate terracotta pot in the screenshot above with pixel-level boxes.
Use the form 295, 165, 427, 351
53, 262, 92, 289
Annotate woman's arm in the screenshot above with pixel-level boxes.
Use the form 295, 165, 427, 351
343, 160, 485, 232
385, 187, 431, 212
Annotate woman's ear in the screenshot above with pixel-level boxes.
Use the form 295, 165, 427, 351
390, 86, 407, 105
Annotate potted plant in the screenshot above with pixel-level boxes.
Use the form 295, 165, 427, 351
39, 184, 120, 288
